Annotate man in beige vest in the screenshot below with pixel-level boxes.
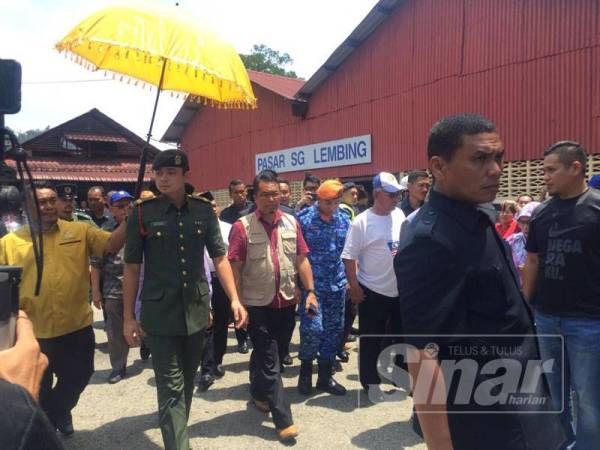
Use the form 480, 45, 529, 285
229, 169, 318, 442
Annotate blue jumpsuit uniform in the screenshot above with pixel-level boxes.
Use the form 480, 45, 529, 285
296, 205, 350, 362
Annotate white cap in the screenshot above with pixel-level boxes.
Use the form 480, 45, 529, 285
399, 176, 409, 191
373, 172, 403, 193
516, 201, 541, 220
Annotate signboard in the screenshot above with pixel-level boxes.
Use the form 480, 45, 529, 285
255, 134, 371, 174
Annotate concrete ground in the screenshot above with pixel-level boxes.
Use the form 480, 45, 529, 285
61, 309, 426, 450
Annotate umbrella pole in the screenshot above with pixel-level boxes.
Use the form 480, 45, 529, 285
135, 58, 167, 198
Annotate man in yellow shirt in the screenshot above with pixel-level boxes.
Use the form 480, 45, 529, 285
0, 181, 127, 436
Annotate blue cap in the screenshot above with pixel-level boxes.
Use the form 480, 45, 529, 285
373, 172, 403, 193
589, 174, 600, 190
110, 190, 133, 205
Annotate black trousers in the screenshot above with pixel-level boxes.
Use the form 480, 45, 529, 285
247, 305, 294, 429
358, 285, 403, 390
201, 277, 247, 374
279, 304, 296, 358
38, 325, 95, 422
341, 293, 358, 350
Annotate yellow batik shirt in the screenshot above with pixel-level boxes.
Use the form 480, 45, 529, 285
0, 220, 111, 338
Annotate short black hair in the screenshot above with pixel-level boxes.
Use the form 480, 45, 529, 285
277, 178, 290, 187
33, 181, 56, 192
228, 179, 245, 193
253, 169, 279, 194
407, 170, 429, 184
544, 141, 587, 176
303, 172, 320, 188
427, 113, 497, 161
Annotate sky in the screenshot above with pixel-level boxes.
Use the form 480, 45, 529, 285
0, 0, 379, 148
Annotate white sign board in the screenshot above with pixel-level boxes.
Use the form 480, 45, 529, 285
255, 135, 371, 174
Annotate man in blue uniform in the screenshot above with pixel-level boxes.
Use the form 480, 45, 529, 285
296, 179, 350, 395
394, 113, 567, 450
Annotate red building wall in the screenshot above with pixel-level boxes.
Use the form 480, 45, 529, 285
183, 0, 600, 189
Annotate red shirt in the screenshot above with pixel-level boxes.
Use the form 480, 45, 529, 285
228, 210, 309, 308
495, 219, 520, 239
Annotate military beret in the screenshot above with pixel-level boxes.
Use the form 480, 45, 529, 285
55, 183, 77, 199
152, 149, 189, 172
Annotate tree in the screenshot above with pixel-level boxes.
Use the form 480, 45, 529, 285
14, 126, 50, 143
240, 44, 299, 78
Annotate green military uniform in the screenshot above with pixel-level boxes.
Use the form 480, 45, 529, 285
72, 209, 96, 226
124, 150, 226, 450
54, 183, 97, 226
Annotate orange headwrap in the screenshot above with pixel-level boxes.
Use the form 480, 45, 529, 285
316, 180, 344, 200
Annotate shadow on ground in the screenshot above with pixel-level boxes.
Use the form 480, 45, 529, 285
89, 359, 152, 385
61, 412, 161, 450
351, 420, 422, 449
188, 403, 289, 444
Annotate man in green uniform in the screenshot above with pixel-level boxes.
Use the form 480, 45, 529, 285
55, 183, 96, 225
122, 149, 247, 450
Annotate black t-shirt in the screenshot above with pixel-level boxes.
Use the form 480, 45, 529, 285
526, 188, 600, 318
0, 380, 64, 450
219, 201, 254, 224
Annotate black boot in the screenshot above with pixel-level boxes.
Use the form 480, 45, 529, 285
316, 361, 346, 396
297, 360, 313, 395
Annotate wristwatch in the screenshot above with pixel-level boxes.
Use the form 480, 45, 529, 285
306, 289, 317, 297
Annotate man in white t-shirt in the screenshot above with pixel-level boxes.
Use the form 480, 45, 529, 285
342, 172, 406, 396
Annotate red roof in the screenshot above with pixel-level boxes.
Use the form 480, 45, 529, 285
7, 158, 152, 183
63, 133, 128, 143
247, 70, 305, 99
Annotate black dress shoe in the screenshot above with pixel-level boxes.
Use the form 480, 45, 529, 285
316, 362, 346, 396
56, 412, 74, 437
213, 364, 225, 378
282, 354, 293, 366
108, 367, 126, 384
332, 360, 343, 374
238, 341, 249, 354
337, 351, 350, 363
197, 373, 215, 392
140, 342, 150, 361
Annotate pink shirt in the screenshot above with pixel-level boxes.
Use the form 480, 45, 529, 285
228, 210, 309, 308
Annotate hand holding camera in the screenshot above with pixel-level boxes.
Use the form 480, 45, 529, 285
0, 310, 48, 401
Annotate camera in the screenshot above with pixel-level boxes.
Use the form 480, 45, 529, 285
0, 59, 24, 350
0, 266, 21, 350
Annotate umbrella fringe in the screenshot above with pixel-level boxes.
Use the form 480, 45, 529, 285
56, 51, 258, 109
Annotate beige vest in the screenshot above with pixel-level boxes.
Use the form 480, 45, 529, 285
239, 212, 298, 307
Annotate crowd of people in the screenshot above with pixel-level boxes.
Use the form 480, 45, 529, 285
1, 113, 600, 450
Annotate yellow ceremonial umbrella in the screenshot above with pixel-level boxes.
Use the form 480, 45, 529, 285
55, 4, 256, 195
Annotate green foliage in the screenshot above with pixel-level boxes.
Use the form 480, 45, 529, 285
14, 126, 50, 143
240, 44, 299, 78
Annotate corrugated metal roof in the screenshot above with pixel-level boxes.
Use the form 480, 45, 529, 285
6, 158, 152, 183
247, 70, 304, 99
295, 0, 404, 99
162, 71, 304, 143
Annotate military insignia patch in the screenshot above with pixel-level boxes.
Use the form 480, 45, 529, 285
175, 154, 182, 166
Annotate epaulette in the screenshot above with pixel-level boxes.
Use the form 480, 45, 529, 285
74, 210, 93, 220
189, 194, 212, 204
413, 208, 436, 239
134, 196, 157, 207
